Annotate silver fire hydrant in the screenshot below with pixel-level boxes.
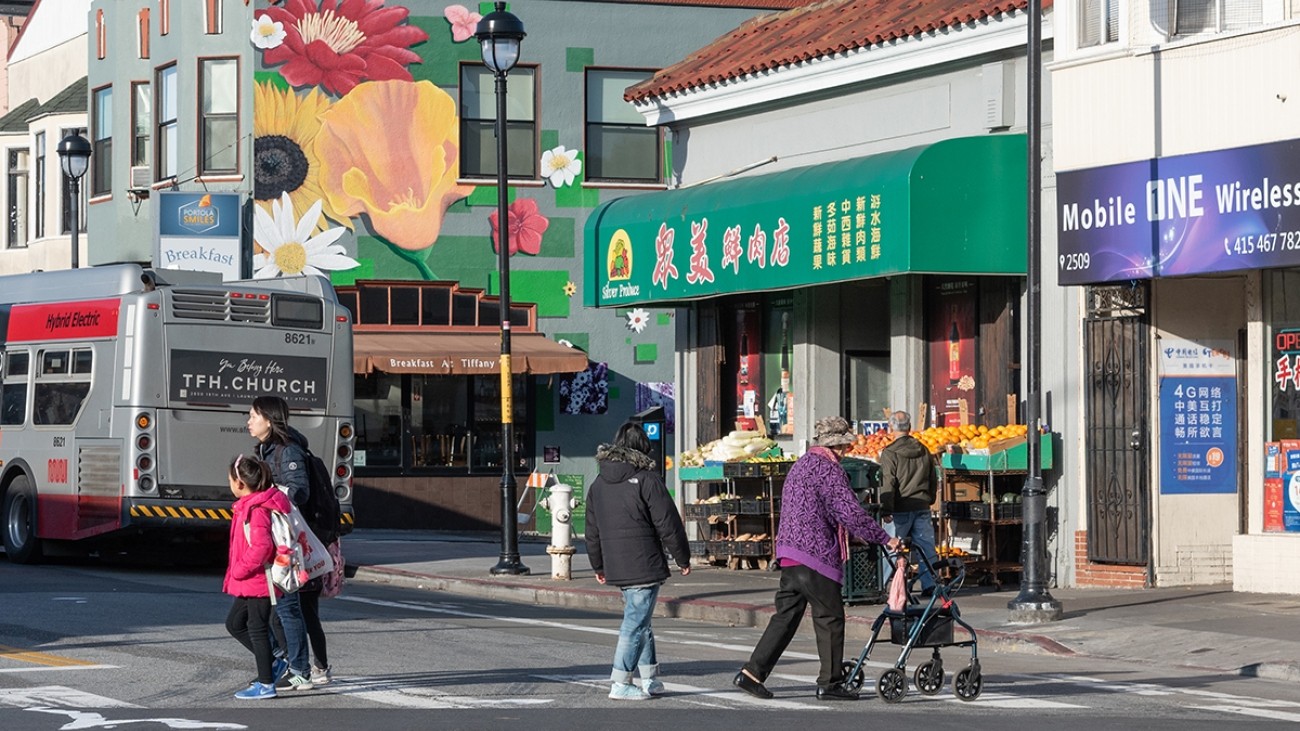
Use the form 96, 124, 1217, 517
545, 480, 578, 580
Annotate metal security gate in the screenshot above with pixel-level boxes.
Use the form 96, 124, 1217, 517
1084, 283, 1150, 565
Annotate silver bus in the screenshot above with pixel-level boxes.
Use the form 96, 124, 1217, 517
0, 264, 355, 563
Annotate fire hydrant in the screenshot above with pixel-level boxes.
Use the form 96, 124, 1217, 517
545, 480, 578, 580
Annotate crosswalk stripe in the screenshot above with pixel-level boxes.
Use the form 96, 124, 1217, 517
0, 645, 96, 668
0, 686, 139, 708
537, 674, 830, 711
325, 678, 552, 709
1197, 705, 1300, 722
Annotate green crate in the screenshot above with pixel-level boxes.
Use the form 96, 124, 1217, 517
842, 544, 884, 604
679, 465, 725, 481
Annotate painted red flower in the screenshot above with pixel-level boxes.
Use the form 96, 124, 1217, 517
258, 0, 428, 96
489, 198, 550, 256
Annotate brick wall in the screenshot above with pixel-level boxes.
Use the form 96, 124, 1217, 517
1073, 530, 1148, 587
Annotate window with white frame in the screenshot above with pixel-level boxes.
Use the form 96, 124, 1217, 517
585, 68, 659, 184
7, 149, 28, 249
1151, 0, 1264, 37
459, 64, 537, 179
1080, 0, 1119, 46
156, 64, 177, 181
200, 58, 238, 174
34, 132, 44, 238
132, 82, 151, 167
91, 86, 112, 196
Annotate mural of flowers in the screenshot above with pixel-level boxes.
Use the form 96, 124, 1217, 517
254, 82, 348, 232
559, 362, 609, 415
256, 0, 428, 96
489, 198, 550, 256
563, 281, 577, 298
316, 80, 475, 278
635, 382, 676, 434
252, 192, 360, 278
540, 145, 582, 188
626, 307, 650, 333
251, 15, 286, 49
444, 4, 482, 43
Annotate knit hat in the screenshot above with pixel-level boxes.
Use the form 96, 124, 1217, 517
812, 416, 855, 447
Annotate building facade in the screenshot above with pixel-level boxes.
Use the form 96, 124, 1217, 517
80, 0, 800, 531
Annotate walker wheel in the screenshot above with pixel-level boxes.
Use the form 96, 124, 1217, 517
914, 660, 944, 695
840, 661, 865, 693
876, 668, 907, 703
954, 666, 983, 701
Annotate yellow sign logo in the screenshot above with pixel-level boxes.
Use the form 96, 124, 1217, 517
607, 229, 632, 281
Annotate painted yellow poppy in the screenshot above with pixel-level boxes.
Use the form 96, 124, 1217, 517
315, 80, 475, 252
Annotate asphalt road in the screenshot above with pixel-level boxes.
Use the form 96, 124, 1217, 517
1, 553, 1297, 730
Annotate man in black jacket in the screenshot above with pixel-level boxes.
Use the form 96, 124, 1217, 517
879, 411, 939, 596
586, 422, 691, 701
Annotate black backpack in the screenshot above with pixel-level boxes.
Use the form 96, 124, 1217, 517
301, 449, 343, 545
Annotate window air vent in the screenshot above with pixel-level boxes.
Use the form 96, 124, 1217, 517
170, 289, 271, 323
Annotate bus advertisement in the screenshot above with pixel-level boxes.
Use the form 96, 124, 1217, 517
0, 264, 355, 563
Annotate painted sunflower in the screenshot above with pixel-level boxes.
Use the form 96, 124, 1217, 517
253, 81, 350, 231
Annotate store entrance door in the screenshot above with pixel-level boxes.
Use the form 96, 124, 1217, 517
1084, 283, 1150, 566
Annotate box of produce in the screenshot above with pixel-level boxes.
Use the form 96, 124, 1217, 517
942, 433, 1054, 472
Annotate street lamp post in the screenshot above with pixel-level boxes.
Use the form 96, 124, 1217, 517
477, 2, 529, 576
1008, 0, 1062, 624
57, 133, 91, 270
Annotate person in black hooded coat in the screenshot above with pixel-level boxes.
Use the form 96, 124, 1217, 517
585, 422, 690, 700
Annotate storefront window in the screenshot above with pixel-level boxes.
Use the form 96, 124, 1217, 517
846, 351, 890, 425
353, 372, 533, 473
1267, 270, 1300, 440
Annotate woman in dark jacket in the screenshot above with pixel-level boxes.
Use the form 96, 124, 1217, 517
247, 395, 316, 691
585, 422, 691, 701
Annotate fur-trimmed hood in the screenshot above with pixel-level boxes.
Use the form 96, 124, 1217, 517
595, 443, 657, 472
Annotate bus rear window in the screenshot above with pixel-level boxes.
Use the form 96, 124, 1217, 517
272, 295, 323, 329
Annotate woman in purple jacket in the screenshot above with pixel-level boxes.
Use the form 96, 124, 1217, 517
733, 416, 899, 701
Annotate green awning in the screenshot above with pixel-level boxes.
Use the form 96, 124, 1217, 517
584, 135, 1027, 307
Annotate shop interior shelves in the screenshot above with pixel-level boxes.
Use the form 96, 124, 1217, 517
680, 468, 783, 569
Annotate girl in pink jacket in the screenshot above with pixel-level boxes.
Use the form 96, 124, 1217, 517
223, 455, 292, 700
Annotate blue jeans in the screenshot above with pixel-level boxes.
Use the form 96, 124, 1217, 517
892, 510, 938, 591
610, 584, 659, 684
270, 591, 310, 675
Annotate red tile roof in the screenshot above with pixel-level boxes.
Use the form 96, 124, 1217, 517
626, 0, 1052, 102
602, 0, 814, 7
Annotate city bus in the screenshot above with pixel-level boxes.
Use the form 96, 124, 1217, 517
0, 264, 355, 563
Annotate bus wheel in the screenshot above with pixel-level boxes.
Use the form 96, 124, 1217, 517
3, 476, 42, 564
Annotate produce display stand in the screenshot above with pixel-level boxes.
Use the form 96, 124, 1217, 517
681, 461, 789, 570
937, 433, 1054, 589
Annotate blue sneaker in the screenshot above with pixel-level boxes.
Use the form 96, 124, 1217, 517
271, 658, 288, 680
235, 682, 277, 700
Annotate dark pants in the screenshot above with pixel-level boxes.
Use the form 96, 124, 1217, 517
743, 564, 846, 688
300, 587, 328, 669
226, 596, 275, 684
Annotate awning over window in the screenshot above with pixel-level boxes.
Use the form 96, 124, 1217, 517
353, 332, 588, 375
584, 135, 1027, 307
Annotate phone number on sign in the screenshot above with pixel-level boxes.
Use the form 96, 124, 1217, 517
1225, 230, 1300, 256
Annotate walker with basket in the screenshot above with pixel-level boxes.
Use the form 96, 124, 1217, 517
840, 543, 982, 702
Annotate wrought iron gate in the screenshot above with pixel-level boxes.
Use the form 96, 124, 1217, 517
1084, 283, 1150, 565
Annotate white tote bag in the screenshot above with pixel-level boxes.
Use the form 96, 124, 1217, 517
276, 485, 334, 581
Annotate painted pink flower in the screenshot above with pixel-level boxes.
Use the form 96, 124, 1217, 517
257, 0, 428, 96
444, 5, 482, 43
489, 198, 550, 256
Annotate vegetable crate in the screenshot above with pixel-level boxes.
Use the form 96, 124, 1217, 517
842, 544, 884, 604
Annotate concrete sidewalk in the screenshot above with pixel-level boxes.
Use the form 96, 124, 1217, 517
341, 529, 1300, 683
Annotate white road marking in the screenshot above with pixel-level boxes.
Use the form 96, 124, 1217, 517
538, 674, 829, 711
1194, 705, 1300, 722
325, 678, 552, 710
0, 687, 138, 708
25, 707, 245, 730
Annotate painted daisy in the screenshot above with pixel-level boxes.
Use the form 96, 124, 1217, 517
252, 192, 359, 279
250, 15, 286, 50
541, 145, 583, 188
563, 281, 577, 298
627, 308, 650, 333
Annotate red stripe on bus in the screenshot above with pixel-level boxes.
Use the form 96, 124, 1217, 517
7, 298, 121, 341
36, 493, 122, 541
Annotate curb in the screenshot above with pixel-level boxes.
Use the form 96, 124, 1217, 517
351, 564, 1068, 656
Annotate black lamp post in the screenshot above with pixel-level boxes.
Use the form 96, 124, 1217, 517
477, 2, 529, 576
57, 133, 91, 270
1008, 0, 1062, 623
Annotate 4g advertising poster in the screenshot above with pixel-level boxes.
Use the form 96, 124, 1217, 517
927, 277, 977, 427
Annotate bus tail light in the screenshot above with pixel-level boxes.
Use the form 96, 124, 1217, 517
136, 455, 153, 471
135, 412, 152, 429
339, 423, 353, 440
139, 475, 155, 492
133, 410, 156, 493
337, 444, 352, 461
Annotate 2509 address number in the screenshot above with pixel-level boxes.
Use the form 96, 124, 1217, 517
1059, 253, 1090, 271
